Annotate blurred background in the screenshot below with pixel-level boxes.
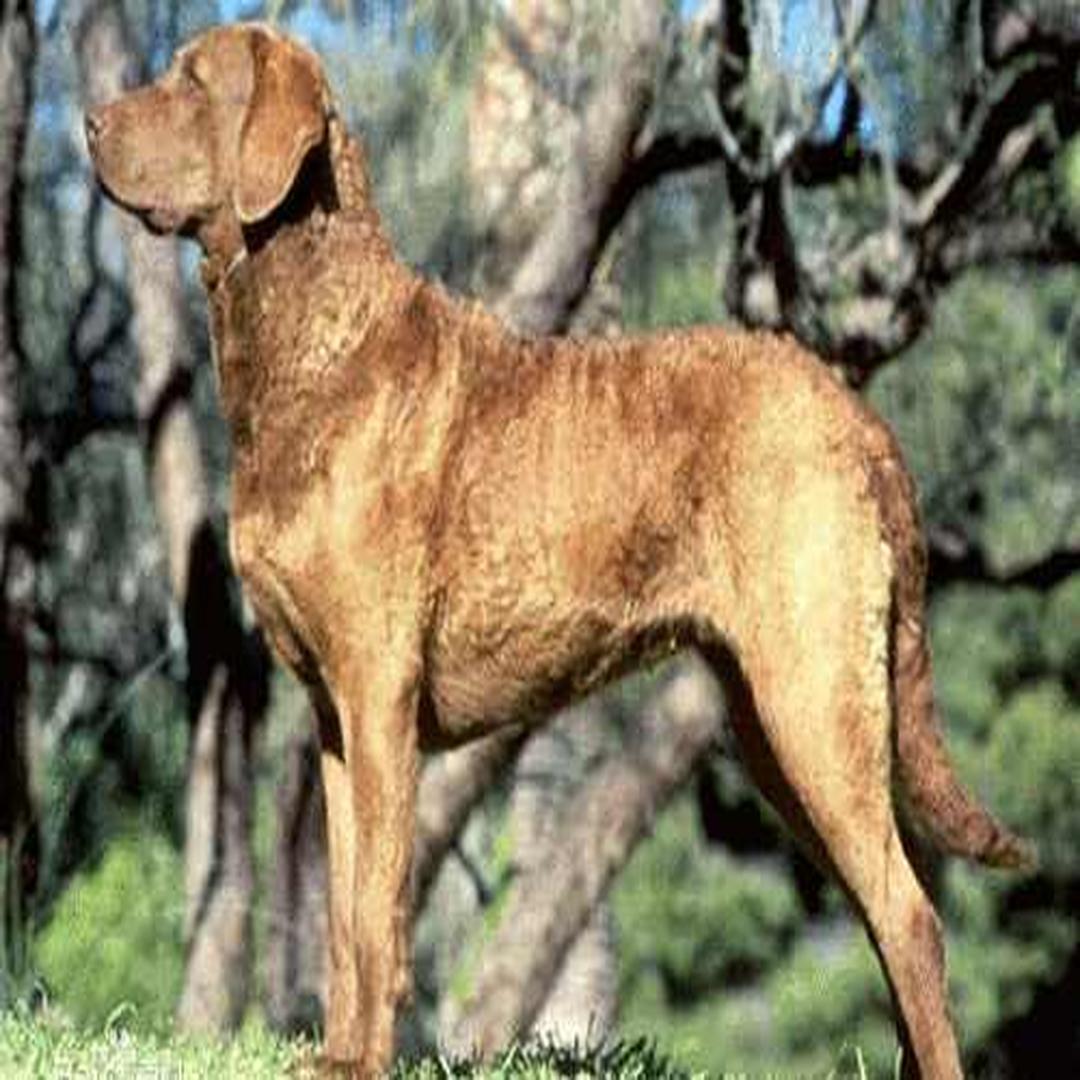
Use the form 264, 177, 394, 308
0, 1, 1077, 1076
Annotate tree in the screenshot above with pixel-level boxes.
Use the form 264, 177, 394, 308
10, 1, 1075, 1072
0, 0, 37, 1000
266, 718, 327, 1034
74, 0, 270, 1034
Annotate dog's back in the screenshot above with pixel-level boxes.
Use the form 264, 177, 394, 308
425, 324, 881, 728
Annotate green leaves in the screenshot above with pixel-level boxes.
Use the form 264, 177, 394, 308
34, 830, 184, 1034
616, 796, 800, 1003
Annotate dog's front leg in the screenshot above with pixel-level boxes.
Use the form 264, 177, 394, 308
319, 661, 421, 1077
313, 691, 360, 1068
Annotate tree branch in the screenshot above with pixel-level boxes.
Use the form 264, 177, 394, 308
928, 531, 1080, 593
412, 728, 527, 914
911, 45, 1077, 234
496, 0, 669, 334
935, 214, 1080, 278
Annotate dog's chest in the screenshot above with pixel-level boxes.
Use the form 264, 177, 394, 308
228, 505, 323, 681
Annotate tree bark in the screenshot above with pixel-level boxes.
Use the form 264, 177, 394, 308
266, 715, 327, 1034
506, 708, 618, 1047
413, 728, 526, 914
493, 0, 669, 335
448, 657, 724, 1054
75, 0, 268, 1033
0, 0, 38, 952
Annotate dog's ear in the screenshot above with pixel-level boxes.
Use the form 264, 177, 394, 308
234, 32, 327, 225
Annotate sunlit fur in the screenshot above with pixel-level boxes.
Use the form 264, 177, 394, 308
87, 23, 1032, 1080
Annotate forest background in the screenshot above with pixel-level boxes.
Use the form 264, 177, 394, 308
1, 1, 1078, 1076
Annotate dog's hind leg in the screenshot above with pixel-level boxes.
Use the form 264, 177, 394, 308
714, 579, 963, 1079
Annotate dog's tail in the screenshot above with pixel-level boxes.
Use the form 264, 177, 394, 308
892, 579, 1036, 871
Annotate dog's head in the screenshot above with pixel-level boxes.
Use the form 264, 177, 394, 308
85, 23, 330, 236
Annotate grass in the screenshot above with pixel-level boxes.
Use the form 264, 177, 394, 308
0, 1011, 311, 1079
0, 1013, 709, 1079
392, 1037, 706, 1078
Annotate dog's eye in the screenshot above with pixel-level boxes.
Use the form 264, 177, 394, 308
182, 60, 208, 92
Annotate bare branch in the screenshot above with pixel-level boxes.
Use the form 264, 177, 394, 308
496, 0, 670, 334
929, 530, 1080, 593
412, 728, 527, 913
936, 215, 1080, 278
910, 47, 1075, 233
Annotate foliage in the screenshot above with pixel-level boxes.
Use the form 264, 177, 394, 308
615, 799, 897, 1075
34, 829, 185, 1034
22, 667, 189, 951
931, 581, 1080, 881
870, 268, 1079, 569
619, 954, 891, 1079
767, 932, 896, 1077
616, 796, 801, 1004
947, 861, 1075, 1050
929, 579, 1080, 1059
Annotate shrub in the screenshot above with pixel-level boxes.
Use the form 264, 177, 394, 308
34, 828, 184, 1034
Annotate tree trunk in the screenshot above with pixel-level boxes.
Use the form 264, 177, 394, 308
448, 657, 724, 1053
508, 708, 618, 1047
489, 0, 668, 335
266, 714, 327, 1034
75, 0, 268, 1033
0, 0, 37, 974
413, 729, 526, 914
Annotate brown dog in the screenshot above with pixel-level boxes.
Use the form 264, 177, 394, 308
86, 23, 1032, 1079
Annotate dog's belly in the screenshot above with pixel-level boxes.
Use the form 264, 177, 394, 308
424, 581, 713, 745
423, 455, 733, 741
427, 603, 615, 737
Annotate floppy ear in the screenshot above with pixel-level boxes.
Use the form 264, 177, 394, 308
234, 33, 327, 225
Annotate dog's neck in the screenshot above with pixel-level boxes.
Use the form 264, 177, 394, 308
200, 114, 385, 293
201, 159, 408, 459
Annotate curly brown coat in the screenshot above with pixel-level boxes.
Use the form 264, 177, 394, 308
86, 23, 1031, 1079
